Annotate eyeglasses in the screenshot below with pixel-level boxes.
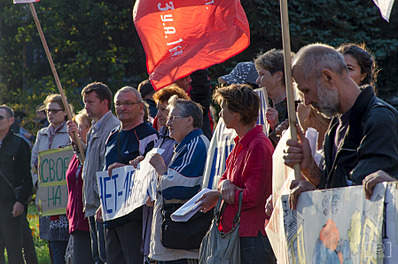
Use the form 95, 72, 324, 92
45, 109, 64, 114
115, 101, 141, 107
168, 115, 187, 122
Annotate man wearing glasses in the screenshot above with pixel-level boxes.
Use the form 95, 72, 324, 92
101, 86, 158, 264
0, 105, 33, 264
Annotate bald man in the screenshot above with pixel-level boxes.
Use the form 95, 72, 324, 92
283, 43, 398, 208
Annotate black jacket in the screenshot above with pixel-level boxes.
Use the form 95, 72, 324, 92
320, 85, 398, 188
0, 130, 33, 205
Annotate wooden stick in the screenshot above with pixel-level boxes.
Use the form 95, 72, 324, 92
279, 0, 300, 180
29, 2, 85, 161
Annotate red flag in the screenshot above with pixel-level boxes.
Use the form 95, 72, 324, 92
133, 0, 250, 90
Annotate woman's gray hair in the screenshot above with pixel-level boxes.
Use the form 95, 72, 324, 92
168, 95, 203, 128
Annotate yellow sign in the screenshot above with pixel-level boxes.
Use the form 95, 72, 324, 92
37, 146, 73, 216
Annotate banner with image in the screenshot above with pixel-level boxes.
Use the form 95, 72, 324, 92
276, 184, 386, 264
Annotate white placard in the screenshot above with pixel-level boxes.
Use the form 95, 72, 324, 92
97, 148, 163, 221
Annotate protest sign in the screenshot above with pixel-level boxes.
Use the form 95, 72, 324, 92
36, 146, 73, 216
201, 118, 236, 190
278, 184, 386, 264
97, 166, 136, 221
265, 127, 294, 264
133, 0, 250, 89
202, 88, 269, 190
97, 148, 162, 221
384, 182, 398, 263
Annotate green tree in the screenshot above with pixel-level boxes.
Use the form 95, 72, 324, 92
0, 0, 397, 127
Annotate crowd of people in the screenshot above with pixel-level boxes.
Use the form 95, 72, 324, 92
0, 41, 397, 264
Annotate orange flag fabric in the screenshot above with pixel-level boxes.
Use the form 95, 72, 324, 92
133, 0, 250, 90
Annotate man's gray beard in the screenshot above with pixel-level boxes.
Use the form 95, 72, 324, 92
312, 83, 339, 118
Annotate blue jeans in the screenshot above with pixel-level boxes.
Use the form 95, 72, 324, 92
49, 240, 68, 264
88, 216, 106, 264
240, 233, 276, 264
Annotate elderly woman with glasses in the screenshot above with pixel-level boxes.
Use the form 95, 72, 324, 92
199, 84, 276, 264
148, 96, 209, 264
31, 94, 72, 264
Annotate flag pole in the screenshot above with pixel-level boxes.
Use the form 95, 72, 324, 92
279, 0, 300, 180
29, 2, 85, 161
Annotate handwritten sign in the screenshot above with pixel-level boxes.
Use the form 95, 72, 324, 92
36, 146, 73, 216
97, 148, 163, 221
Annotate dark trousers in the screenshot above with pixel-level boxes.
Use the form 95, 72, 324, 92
105, 220, 143, 264
88, 216, 106, 264
0, 208, 37, 264
240, 233, 276, 264
22, 209, 38, 264
70, 230, 94, 264
158, 259, 198, 264
0, 203, 23, 264
49, 240, 68, 264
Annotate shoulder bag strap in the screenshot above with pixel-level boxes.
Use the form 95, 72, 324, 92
232, 191, 243, 226
214, 196, 224, 224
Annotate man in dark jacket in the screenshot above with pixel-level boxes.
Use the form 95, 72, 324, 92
283, 44, 398, 208
0, 105, 33, 263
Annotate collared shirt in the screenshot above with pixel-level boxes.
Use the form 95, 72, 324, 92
85, 110, 114, 165
332, 110, 351, 162
92, 111, 110, 133
86, 111, 112, 152
155, 126, 175, 166
321, 85, 398, 188
48, 121, 66, 149
218, 125, 274, 237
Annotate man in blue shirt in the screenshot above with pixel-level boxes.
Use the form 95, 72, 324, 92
103, 86, 157, 264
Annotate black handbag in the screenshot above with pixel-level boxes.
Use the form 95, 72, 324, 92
161, 201, 213, 250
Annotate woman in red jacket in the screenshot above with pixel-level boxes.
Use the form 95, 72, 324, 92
200, 84, 276, 263
65, 110, 94, 264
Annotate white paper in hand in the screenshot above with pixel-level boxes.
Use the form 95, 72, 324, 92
171, 188, 212, 222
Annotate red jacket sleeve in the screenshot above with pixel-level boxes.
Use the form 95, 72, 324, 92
234, 139, 273, 210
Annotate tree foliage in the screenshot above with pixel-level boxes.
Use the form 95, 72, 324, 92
0, 0, 397, 130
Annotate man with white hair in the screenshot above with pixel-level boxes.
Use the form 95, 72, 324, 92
283, 43, 398, 207
103, 86, 158, 264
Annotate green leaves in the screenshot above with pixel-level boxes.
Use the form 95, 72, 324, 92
0, 0, 397, 127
